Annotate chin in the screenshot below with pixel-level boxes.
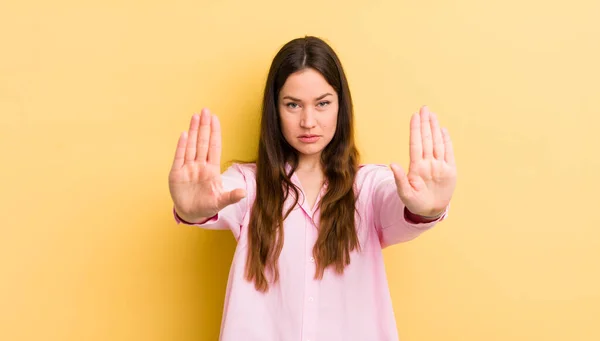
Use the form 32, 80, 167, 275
295, 145, 325, 157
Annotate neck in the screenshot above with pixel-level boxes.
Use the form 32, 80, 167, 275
296, 153, 323, 173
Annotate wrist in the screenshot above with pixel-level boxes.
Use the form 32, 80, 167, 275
404, 207, 444, 223
174, 207, 210, 224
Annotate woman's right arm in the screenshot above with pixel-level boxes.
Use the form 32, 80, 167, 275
172, 163, 250, 240
168, 108, 247, 239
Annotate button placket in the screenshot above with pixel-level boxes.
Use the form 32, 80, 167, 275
301, 215, 319, 341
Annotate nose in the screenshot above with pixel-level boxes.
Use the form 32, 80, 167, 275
300, 108, 317, 129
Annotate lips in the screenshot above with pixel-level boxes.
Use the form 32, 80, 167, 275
298, 135, 320, 143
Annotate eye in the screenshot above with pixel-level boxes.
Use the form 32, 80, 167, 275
317, 101, 330, 107
285, 102, 299, 109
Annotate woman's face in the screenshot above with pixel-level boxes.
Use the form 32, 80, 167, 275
278, 68, 339, 161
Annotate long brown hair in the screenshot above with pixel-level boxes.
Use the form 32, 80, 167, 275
245, 36, 360, 292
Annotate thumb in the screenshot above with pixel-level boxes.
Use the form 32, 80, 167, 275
390, 163, 411, 198
218, 188, 247, 209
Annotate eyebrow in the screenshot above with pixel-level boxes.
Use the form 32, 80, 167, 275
282, 93, 333, 102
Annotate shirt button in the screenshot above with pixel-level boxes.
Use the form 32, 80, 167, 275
309, 257, 315, 262
308, 297, 314, 302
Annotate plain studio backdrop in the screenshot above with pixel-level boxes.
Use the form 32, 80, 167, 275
1, 0, 599, 340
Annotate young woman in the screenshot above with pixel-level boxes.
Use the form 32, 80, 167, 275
168, 36, 457, 341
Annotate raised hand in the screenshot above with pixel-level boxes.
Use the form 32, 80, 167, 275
168, 108, 246, 223
390, 106, 457, 217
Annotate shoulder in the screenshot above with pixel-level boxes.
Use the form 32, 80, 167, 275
358, 163, 388, 172
229, 162, 257, 176
225, 162, 257, 189
355, 163, 395, 190
357, 163, 392, 179
218, 162, 258, 204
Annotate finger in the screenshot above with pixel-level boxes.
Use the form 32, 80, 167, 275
442, 127, 456, 166
184, 114, 200, 162
409, 112, 422, 162
430, 112, 445, 160
420, 106, 433, 159
196, 108, 211, 162
172, 131, 187, 170
207, 114, 222, 166
218, 188, 247, 209
390, 163, 412, 198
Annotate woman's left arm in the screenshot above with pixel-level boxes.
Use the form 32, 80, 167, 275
373, 105, 457, 248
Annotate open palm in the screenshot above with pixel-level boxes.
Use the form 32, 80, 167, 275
391, 106, 457, 217
168, 108, 246, 222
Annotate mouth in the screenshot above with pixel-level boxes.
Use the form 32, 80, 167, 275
298, 135, 321, 143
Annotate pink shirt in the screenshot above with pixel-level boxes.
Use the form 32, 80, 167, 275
173, 163, 448, 341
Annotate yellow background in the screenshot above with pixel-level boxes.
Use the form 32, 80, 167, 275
1, 0, 599, 340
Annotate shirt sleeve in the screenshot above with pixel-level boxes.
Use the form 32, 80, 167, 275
172, 163, 250, 241
369, 165, 449, 248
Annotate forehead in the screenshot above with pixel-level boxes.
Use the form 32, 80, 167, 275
279, 68, 337, 99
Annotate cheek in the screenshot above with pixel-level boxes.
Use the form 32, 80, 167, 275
326, 111, 339, 135
279, 116, 295, 137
